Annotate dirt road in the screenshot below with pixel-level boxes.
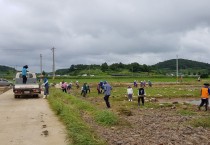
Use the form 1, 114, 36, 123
0, 89, 68, 145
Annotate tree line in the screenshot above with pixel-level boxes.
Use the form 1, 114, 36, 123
56, 59, 210, 77
55, 62, 152, 76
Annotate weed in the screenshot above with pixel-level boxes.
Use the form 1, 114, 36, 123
177, 109, 196, 116
95, 110, 119, 126
190, 116, 210, 128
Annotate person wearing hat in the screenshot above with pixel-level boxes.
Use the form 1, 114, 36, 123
42, 75, 49, 99
198, 83, 210, 111
22, 65, 28, 84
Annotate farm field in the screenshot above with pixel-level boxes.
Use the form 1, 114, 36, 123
48, 78, 210, 145
49, 76, 208, 84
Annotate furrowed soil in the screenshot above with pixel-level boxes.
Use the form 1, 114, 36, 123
84, 97, 210, 145
0, 88, 69, 145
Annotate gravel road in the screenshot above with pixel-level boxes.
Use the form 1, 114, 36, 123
0, 89, 68, 145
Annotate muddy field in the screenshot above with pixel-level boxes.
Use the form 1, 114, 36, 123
83, 96, 210, 145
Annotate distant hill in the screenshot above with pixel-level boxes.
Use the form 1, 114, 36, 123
2, 59, 204, 77
152, 59, 210, 75
54, 59, 210, 76
0, 65, 16, 76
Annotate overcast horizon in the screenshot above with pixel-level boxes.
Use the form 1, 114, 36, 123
1, 0, 210, 73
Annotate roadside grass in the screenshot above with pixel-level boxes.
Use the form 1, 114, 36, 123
48, 88, 120, 145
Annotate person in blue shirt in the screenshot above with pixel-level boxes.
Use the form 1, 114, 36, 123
103, 81, 112, 108
22, 65, 28, 84
42, 76, 49, 99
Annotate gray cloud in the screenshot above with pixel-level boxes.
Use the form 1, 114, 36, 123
1, 0, 210, 72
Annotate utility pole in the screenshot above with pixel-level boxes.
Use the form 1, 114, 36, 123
51, 47, 55, 80
40, 54, 42, 74
176, 55, 178, 83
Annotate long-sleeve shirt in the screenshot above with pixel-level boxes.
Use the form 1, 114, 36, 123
22, 68, 27, 76
104, 83, 112, 95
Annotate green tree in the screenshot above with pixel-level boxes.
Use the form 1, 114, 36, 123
101, 62, 108, 72
129, 62, 140, 72
69, 65, 75, 72
42, 71, 46, 76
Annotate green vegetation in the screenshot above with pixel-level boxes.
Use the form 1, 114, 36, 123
1, 60, 210, 143
54, 59, 210, 77
0, 65, 16, 78
190, 116, 210, 128
95, 110, 118, 126
46, 76, 210, 144
177, 109, 196, 116
153, 59, 210, 76
1, 58, 210, 79
48, 88, 119, 145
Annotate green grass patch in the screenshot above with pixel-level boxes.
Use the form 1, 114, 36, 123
177, 109, 196, 116
95, 110, 119, 126
48, 88, 120, 145
190, 116, 210, 128
48, 89, 106, 145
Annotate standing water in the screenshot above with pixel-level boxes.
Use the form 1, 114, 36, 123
187, 99, 210, 106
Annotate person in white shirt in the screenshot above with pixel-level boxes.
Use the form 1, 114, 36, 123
127, 86, 133, 101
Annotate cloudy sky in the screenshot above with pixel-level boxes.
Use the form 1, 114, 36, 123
1, 0, 210, 73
